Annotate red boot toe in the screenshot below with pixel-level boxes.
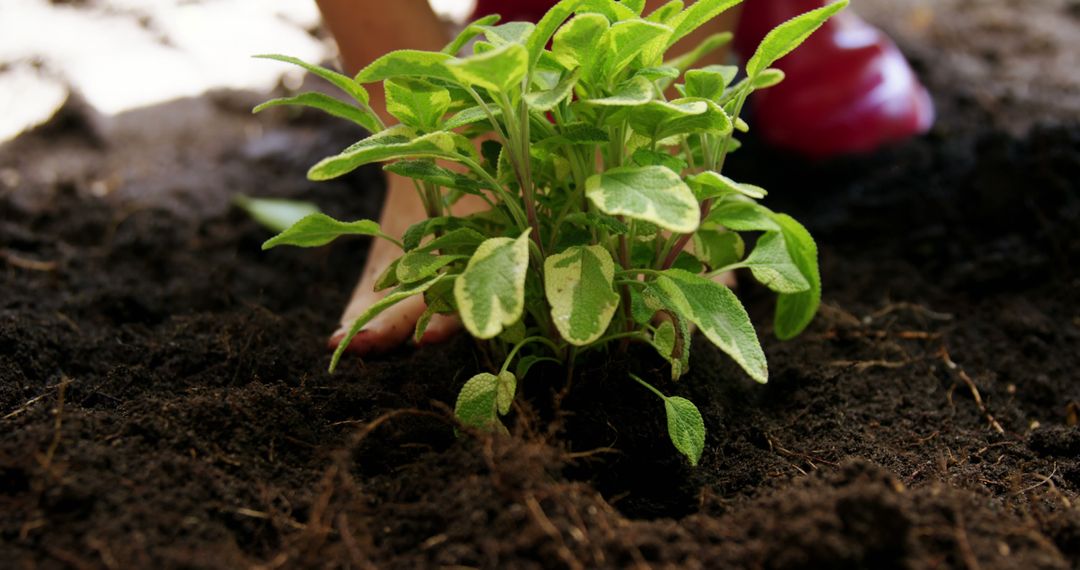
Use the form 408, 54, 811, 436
735, 0, 934, 158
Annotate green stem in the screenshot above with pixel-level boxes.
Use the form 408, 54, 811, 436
628, 372, 666, 401
499, 335, 563, 374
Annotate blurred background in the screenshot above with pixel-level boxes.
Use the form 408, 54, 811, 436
0, 0, 477, 142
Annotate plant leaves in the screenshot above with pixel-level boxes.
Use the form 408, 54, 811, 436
309, 128, 472, 181
584, 76, 654, 106
771, 213, 821, 340
515, 355, 561, 379
577, 0, 637, 22
454, 230, 531, 339
527, 0, 585, 70
330, 275, 447, 371
443, 14, 501, 55
665, 0, 743, 47
655, 269, 768, 383
254, 54, 369, 104
413, 277, 456, 342
585, 165, 700, 233
355, 50, 456, 83
454, 371, 516, 433
692, 229, 744, 270
234, 195, 320, 233
253, 92, 381, 133
544, 245, 620, 345
705, 200, 781, 232
396, 251, 467, 283
742, 231, 810, 293
448, 43, 528, 93
552, 13, 610, 73
687, 171, 767, 201
745, 0, 848, 77
443, 105, 504, 130
646, 0, 684, 23
261, 213, 390, 250
626, 98, 731, 141
384, 160, 483, 193
384, 78, 451, 130
601, 19, 672, 80
683, 65, 739, 100
664, 396, 705, 465
525, 68, 582, 111
480, 22, 535, 46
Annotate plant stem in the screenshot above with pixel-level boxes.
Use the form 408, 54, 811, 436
628, 372, 666, 401
499, 335, 563, 374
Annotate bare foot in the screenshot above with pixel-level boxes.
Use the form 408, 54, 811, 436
328, 174, 487, 354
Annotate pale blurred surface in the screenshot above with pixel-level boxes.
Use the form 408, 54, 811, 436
0, 0, 328, 142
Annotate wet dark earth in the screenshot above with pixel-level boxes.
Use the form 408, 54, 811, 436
2, 1, 1079, 568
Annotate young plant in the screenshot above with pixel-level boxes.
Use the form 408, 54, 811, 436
252, 0, 843, 465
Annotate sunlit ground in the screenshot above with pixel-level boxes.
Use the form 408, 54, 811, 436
0, 0, 477, 143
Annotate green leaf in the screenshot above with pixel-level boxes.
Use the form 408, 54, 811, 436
665, 32, 732, 76
254, 54, 369, 104
308, 128, 472, 181
646, 0, 684, 23
771, 213, 821, 340
577, 0, 637, 22
454, 371, 516, 433
384, 160, 483, 193
632, 148, 688, 172
454, 231, 531, 339
527, 0, 585, 70
622, 0, 647, 15
745, 0, 848, 78
354, 50, 456, 83
330, 275, 447, 371
705, 200, 781, 232
443, 14, 501, 55
412, 227, 487, 254
385, 78, 451, 130
602, 20, 673, 80
585, 165, 700, 233
374, 257, 401, 292
253, 92, 381, 133
544, 245, 620, 345
692, 229, 744, 270
584, 76, 654, 106
525, 68, 581, 111
627, 98, 731, 141
234, 195, 320, 233
448, 43, 528, 93
480, 22, 535, 46
687, 171, 767, 201
742, 231, 811, 293
261, 213, 392, 250
751, 68, 786, 90
664, 396, 705, 465
552, 13, 610, 73
443, 105, 504, 130
516, 355, 561, 379
683, 65, 739, 101
651, 316, 690, 379
396, 252, 467, 283
536, 122, 610, 149
655, 269, 768, 383
413, 277, 456, 342
665, 0, 743, 47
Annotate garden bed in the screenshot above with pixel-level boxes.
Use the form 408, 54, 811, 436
2, 1, 1079, 568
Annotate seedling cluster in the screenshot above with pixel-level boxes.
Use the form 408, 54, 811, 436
252, 0, 842, 464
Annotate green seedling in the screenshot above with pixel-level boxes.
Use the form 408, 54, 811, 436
252, 0, 844, 465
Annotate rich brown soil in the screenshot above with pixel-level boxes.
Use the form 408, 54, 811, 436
3, 2, 1080, 569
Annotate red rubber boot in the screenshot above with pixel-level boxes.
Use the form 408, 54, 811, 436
734, 0, 934, 158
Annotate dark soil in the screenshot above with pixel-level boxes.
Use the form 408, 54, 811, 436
3, 2, 1080, 569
